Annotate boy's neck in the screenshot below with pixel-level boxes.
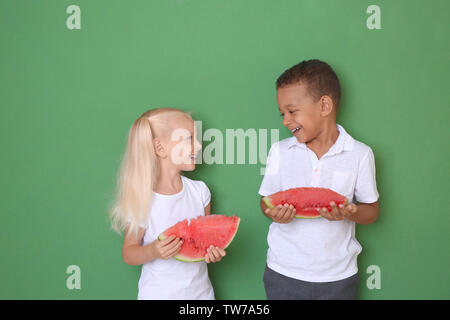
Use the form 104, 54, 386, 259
306, 122, 340, 160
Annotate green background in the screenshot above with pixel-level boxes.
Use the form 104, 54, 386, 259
1, 0, 449, 299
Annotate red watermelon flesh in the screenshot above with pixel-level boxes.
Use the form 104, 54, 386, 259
158, 214, 240, 262
262, 187, 347, 219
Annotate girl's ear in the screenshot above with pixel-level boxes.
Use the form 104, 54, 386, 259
153, 138, 166, 158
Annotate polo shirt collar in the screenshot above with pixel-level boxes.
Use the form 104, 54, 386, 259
287, 124, 354, 154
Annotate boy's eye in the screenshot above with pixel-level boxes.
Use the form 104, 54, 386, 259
280, 111, 296, 116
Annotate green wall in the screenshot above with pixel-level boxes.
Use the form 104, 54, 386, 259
1, 0, 449, 299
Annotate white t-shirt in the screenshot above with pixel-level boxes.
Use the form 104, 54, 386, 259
259, 124, 379, 282
137, 175, 215, 300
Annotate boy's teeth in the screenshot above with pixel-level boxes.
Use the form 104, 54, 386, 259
291, 127, 301, 133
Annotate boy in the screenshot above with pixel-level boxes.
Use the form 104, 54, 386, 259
259, 59, 379, 300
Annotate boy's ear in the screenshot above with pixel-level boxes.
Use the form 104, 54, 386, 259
319, 95, 334, 117
153, 138, 166, 158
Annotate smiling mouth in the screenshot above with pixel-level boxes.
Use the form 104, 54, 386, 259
290, 126, 302, 134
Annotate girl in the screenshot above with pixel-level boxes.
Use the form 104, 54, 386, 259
109, 108, 226, 300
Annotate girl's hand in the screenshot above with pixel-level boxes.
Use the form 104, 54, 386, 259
151, 235, 183, 260
318, 201, 358, 221
265, 204, 296, 224
205, 246, 226, 263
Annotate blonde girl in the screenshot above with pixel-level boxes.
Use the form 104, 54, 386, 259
109, 108, 226, 300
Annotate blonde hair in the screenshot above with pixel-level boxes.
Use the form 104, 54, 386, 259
109, 108, 192, 241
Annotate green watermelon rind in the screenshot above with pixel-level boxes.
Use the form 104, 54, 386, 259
294, 211, 322, 219
158, 217, 241, 263
262, 196, 274, 209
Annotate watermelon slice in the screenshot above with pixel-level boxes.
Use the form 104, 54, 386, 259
262, 187, 347, 219
158, 214, 240, 262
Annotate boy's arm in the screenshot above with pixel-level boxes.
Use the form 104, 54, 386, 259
204, 202, 211, 215
350, 201, 379, 224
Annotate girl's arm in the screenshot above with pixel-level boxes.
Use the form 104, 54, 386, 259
122, 227, 182, 266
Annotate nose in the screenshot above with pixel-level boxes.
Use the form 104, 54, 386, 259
282, 113, 291, 128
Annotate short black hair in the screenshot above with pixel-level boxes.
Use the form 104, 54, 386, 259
276, 59, 342, 110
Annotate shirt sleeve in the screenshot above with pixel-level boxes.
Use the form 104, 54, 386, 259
198, 181, 211, 207
354, 147, 379, 203
258, 143, 282, 197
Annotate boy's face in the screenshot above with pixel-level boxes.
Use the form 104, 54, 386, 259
276, 82, 325, 144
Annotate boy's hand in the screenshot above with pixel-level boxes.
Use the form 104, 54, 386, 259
318, 201, 358, 221
205, 246, 226, 263
265, 203, 297, 224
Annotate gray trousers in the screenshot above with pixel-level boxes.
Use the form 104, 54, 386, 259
263, 265, 359, 300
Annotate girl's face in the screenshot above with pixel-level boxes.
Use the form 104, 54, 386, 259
158, 115, 201, 171
276, 82, 324, 144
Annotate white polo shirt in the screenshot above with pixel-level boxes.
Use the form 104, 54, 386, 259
259, 124, 379, 282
